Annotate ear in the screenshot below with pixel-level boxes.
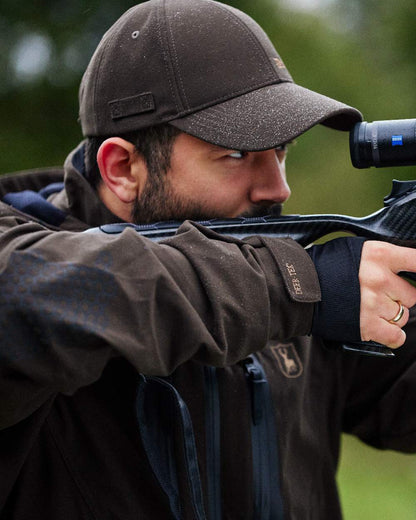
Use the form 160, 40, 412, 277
96, 137, 147, 203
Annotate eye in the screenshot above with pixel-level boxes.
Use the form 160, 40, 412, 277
228, 150, 248, 159
276, 140, 295, 153
275, 144, 287, 153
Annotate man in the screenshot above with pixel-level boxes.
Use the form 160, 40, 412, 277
1, 0, 416, 518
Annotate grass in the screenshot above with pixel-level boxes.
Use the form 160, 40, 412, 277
337, 434, 416, 519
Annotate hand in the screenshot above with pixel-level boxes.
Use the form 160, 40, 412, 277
359, 241, 416, 348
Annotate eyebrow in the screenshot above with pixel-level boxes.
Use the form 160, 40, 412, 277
208, 144, 231, 153
207, 141, 296, 154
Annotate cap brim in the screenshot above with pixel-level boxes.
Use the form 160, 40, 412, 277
170, 82, 362, 151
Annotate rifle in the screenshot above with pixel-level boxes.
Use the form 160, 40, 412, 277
88, 119, 416, 358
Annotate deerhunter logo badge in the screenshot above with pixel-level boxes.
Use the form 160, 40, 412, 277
272, 57, 286, 69
271, 343, 303, 378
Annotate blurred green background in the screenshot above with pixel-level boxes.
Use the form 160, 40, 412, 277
1, 0, 416, 517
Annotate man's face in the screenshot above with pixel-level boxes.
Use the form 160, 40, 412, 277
132, 132, 291, 224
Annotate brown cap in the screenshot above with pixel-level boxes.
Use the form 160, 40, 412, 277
79, 0, 362, 150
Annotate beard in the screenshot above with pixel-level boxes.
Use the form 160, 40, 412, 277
131, 175, 220, 224
131, 174, 282, 224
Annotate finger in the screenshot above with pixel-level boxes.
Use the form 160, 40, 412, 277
365, 295, 407, 322
385, 275, 416, 310
360, 294, 409, 339
360, 284, 409, 320
386, 301, 408, 325
372, 242, 416, 276
361, 318, 407, 349
359, 255, 416, 310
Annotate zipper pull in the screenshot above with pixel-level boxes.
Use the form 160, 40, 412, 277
243, 357, 266, 426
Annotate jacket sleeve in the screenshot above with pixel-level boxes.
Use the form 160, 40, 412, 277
0, 207, 320, 428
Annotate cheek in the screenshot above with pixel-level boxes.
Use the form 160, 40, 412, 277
203, 175, 247, 198
168, 160, 252, 214
202, 182, 252, 216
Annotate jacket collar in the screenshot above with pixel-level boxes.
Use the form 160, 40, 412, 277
0, 141, 123, 229
61, 141, 123, 228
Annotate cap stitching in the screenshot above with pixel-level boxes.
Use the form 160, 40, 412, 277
212, 1, 278, 81
173, 113, 296, 150
91, 35, 113, 135
172, 80, 355, 127
164, 2, 189, 110
156, 0, 185, 114
164, 78, 290, 120
91, 17, 124, 134
176, 103, 356, 144
158, 0, 279, 119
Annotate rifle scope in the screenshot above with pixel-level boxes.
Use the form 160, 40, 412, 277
350, 118, 416, 168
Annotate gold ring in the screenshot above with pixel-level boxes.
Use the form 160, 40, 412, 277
390, 301, 405, 323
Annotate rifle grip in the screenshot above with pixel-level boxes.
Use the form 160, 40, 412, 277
341, 341, 395, 358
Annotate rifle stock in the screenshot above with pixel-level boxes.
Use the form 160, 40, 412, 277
94, 180, 416, 246
88, 180, 416, 358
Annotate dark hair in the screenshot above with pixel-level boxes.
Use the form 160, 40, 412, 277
84, 124, 181, 189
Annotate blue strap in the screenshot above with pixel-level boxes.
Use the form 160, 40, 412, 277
39, 182, 65, 199
3, 182, 66, 226
136, 375, 207, 520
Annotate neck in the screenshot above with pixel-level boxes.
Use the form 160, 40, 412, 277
97, 183, 133, 223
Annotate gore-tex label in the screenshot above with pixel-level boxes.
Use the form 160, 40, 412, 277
258, 236, 321, 303
285, 262, 303, 296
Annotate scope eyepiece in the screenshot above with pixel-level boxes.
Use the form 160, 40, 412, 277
350, 118, 416, 168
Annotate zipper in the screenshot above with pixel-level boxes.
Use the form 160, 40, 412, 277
243, 355, 285, 519
204, 366, 222, 520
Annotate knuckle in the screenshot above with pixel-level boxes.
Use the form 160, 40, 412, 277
360, 320, 380, 343
402, 308, 410, 325
389, 327, 406, 348
359, 265, 388, 291
359, 266, 389, 298
370, 269, 389, 288
364, 241, 389, 262
361, 320, 405, 349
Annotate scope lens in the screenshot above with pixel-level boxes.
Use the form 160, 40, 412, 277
350, 119, 416, 168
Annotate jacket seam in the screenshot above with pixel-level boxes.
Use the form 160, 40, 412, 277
45, 417, 99, 520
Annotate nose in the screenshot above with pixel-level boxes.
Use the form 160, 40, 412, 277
249, 150, 291, 205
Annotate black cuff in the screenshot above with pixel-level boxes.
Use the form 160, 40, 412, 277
307, 237, 366, 343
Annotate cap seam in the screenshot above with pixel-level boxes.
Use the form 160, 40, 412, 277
163, 78, 292, 122
172, 105, 357, 149
212, 1, 278, 81
157, 0, 185, 114
163, 1, 190, 110
186, 106, 347, 133
159, 0, 278, 117
91, 32, 115, 135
